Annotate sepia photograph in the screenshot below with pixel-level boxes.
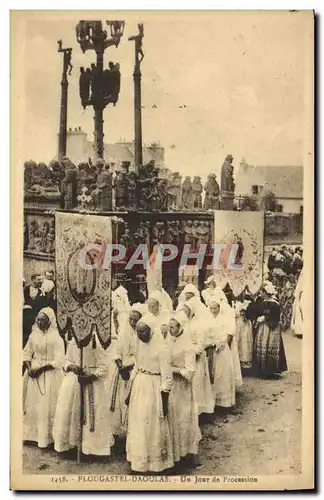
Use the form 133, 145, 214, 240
10, 10, 314, 491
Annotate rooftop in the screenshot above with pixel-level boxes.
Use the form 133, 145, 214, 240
238, 162, 303, 198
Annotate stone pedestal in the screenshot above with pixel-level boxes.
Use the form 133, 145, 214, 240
220, 192, 235, 210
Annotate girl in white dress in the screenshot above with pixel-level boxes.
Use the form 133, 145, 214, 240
53, 332, 114, 456
206, 289, 243, 390
23, 307, 64, 448
208, 300, 236, 408
201, 276, 227, 306
234, 298, 253, 370
126, 315, 174, 473
168, 312, 201, 465
181, 296, 214, 415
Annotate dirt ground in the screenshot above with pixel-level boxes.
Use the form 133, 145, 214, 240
23, 330, 301, 477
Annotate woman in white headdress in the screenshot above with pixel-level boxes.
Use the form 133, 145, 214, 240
168, 311, 201, 465
126, 314, 174, 473
181, 296, 214, 415
252, 281, 287, 377
201, 275, 227, 306
23, 307, 64, 448
111, 284, 131, 339
177, 283, 201, 309
208, 299, 236, 408
234, 290, 254, 371
107, 303, 147, 436
53, 330, 115, 456
146, 290, 172, 340
291, 269, 304, 338
206, 289, 242, 389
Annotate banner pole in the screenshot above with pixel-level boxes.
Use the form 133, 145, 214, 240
77, 344, 84, 463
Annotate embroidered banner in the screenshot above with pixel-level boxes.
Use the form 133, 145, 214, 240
213, 211, 264, 296
55, 212, 112, 349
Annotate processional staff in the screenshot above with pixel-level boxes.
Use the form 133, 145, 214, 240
128, 23, 144, 174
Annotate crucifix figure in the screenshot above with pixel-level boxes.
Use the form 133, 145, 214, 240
57, 40, 73, 158
128, 23, 144, 64
57, 40, 73, 76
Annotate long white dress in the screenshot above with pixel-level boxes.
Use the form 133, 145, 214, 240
224, 303, 243, 389
23, 312, 65, 448
209, 307, 236, 408
168, 331, 201, 461
111, 286, 131, 339
53, 336, 115, 455
234, 301, 253, 370
106, 323, 138, 435
126, 331, 174, 472
185, 297, 214, 415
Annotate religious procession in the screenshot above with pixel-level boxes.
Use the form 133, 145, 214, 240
22, 252, 304, 474
19, 16, 305, 479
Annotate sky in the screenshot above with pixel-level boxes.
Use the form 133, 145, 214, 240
12, 11, 312, 179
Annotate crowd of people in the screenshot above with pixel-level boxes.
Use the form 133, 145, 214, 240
266, 245, 304, 336
22, 263, 303, 474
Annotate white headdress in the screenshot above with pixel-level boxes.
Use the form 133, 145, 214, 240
130, 303, 147, 316
204, 275, 216, 285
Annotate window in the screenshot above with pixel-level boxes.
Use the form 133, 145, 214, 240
252, 185, 259, 195
276, 204, 283, 213
300, 206, 303, 215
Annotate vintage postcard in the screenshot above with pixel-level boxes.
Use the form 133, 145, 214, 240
11, 10, 314, 491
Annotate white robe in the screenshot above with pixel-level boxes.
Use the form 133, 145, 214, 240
23, 323, 64, 448
126, 331, 174, 472
53, 336, 114, 455
106, 323, 138, 435
209, 308, 236, 407
168, 331, 201, 461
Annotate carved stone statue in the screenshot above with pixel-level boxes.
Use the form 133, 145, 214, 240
90, 63, 101, 101
92, 159, 112, 211
138, 221, 150, 246
181, 176, 193, 210
60, 158, 78, 209
167, 180, 177, 210
110, 62, 121, 105
168, 221, 180, 245
192, 176, 203, 209
128, 171, 138, 210
157, 179, 168, 212
152, 221, 165, 245
197, 220, 209, 245
204, 173, 220, 210
23, 220, 29, 250
184, 220, 194, 245
114, 166, 128, 209
46, 227, 55, 254
191, 220, 200, 247
27, 220, 38, 251
79, 67, 91, 108
173, 173, 182, 208
40, 221, 50, 253
221, 154, 235, 194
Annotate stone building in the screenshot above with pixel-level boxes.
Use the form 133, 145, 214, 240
235, 160, 303, 214
63, 127, 165, 172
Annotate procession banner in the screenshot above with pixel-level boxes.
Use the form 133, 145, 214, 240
55, 212, 112, 349
213, 211, 264, 296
